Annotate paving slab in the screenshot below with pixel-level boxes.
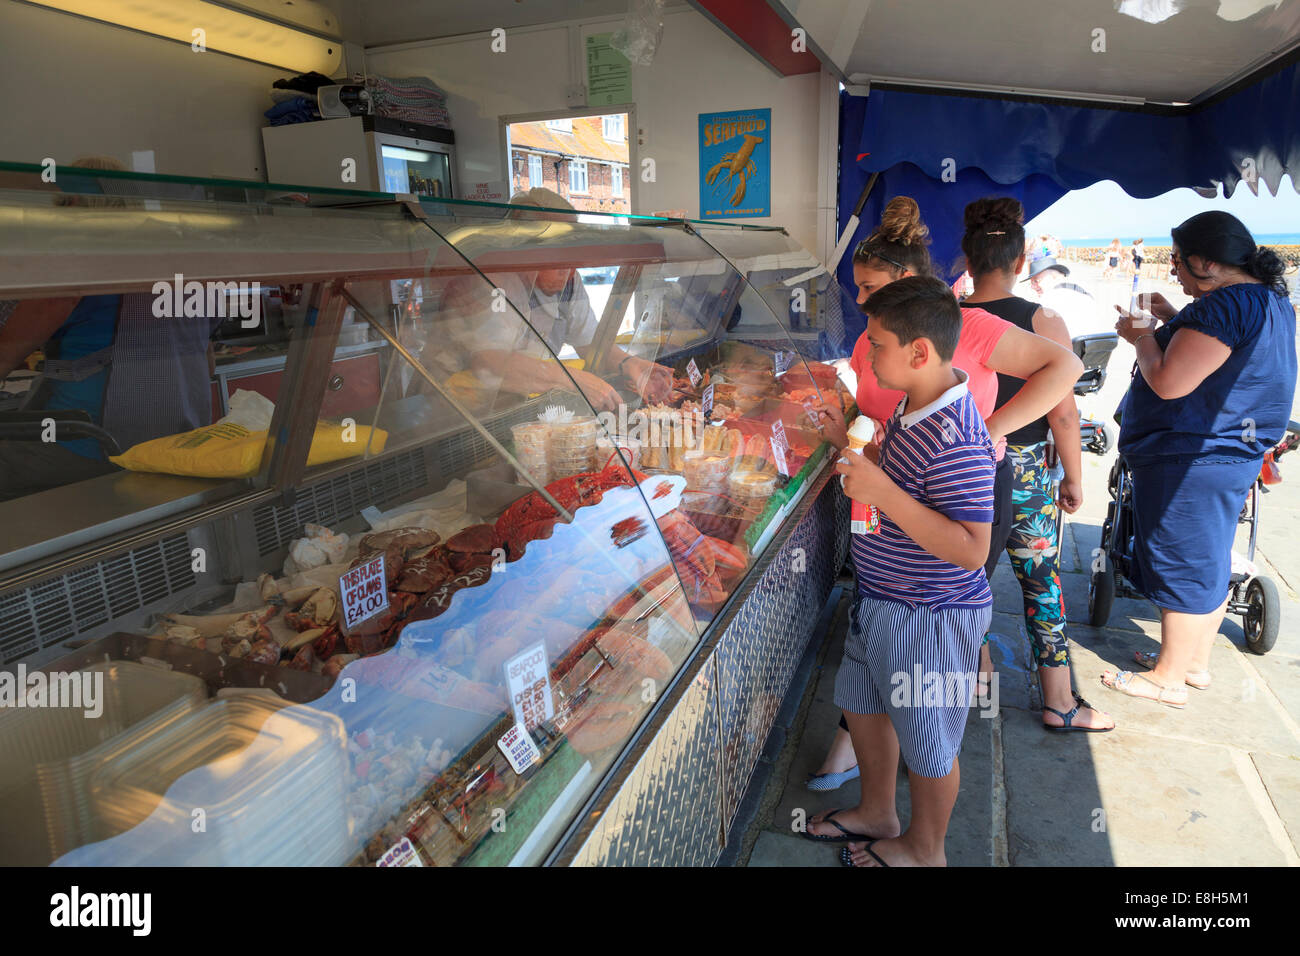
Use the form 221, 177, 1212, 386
1061, 633, 1300, 758
1059, 567, 1163, 633
1249, 751, 1300, 853
1002, 710, 1289, 866
748, 830, 843, 867
1240, 650, 1300, 729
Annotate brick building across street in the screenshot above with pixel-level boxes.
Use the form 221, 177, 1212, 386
509, 114, 630, 214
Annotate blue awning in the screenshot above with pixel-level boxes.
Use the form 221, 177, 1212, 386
837, 56, 1300, 295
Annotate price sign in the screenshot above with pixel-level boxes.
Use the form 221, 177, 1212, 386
802, 398, 822, 430
702, 383, 715, 417
686, 358, 702, 388
774, 350, 795, 376
503, 642, 553, 732
497, 721, 542, 775
339, 554, 389, 630
770, 420, 789, 477
375, 836, 423, 867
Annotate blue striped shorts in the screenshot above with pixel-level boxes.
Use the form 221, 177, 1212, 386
834, 596, 992, 778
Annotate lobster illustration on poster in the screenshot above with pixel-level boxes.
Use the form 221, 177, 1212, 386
699, 108, 770, 220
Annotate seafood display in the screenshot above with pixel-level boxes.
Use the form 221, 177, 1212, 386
117, 347, 841, 868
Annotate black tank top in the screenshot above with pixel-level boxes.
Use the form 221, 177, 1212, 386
973, 296, 1052, 445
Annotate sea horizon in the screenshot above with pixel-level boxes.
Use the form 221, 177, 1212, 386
1059, 232, 1300, 247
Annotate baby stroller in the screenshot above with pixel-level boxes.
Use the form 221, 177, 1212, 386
1087, 421, 1300, 653
1072, 332, 1118, 456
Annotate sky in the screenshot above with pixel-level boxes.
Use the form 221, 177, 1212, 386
1026, 176, 1300, 241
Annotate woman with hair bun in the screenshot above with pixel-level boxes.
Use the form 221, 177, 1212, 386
802, 196, 1083, 807
961, 196, 1113, 733
1101, 211, 1297, 707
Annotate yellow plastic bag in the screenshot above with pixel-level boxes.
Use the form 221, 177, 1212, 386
111, 421, 388, 478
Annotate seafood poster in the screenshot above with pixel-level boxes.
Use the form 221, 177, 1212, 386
699, 108, 771, 220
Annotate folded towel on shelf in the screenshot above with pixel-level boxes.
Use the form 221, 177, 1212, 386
364, 74, 452, 129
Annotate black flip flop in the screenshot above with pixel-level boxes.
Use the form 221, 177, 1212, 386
1043, 692, 1114, 733
840, 841, 891, 867
803, 808, 874, 843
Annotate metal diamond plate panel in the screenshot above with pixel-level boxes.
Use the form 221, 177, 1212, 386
569, 659, 721, 867
565, 475, 849, 866
715, 482, 840, 829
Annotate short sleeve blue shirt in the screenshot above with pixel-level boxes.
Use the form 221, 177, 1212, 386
1118, 284, 1297, 463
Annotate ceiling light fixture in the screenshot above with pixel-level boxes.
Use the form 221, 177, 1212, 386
23, 0, 341, 74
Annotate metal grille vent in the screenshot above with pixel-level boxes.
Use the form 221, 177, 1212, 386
437, 402, 543, 477
253, 447, 430, 556
0, 535, 195, 664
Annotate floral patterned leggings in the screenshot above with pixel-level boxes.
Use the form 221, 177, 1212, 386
1002, 442, 1069, 667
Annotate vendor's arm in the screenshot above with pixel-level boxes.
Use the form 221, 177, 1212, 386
0, 297, 78, 378
837, 451, 990, 571
578, 340, 673, 405
469, 348, 623, 411
982, 323, 1083, 445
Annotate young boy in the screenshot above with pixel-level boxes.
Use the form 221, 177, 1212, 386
817, 275, 995, 867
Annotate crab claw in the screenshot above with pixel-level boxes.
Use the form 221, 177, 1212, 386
705, 160, 729, 185
731, 177, 746, 207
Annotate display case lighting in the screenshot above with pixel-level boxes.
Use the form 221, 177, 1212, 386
24, 0, 342, 74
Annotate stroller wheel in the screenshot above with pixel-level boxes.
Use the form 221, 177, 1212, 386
1089, 567, 1115, 628
1092, 423, 1113, 456
1244, 576, 1280, 654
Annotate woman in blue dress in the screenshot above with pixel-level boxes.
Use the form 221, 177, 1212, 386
1102, 211, 1297, 707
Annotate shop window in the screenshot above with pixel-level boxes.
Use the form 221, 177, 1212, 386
612, 164, 623, 197
603, 115, 624, 141
528, 154, 543, 188
569, 159, 588, 194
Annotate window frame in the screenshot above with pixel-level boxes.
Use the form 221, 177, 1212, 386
568, 159, 589, 195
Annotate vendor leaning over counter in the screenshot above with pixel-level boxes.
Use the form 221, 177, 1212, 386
0, 157, 221, 502
439, 187, 674, 412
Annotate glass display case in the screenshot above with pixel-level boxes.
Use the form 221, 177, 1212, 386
0, 164, 852, 866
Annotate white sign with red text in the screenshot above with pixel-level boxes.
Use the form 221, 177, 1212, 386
497, 721, 542, 775
770, 420, 790, 477
375, 836, 423, 867
339, 554, 389, 630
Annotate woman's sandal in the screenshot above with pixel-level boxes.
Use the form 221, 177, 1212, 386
1042, 692, 1115, 733
839, 842, 891, 868
1100, 670, 1188, 709
802, 808, 877, 843
1134, 651, 1211, 690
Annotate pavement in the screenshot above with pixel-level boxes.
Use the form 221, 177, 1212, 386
732, 260, 1300, 867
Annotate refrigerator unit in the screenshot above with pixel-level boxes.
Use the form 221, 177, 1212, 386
262, 115, 456, 199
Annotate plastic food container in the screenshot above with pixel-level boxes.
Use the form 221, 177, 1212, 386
728, 470, 778, 510
72, 695, 350, 866
0, 660, 206, 866
683, 451, 731, 494
511, 422, 551, 485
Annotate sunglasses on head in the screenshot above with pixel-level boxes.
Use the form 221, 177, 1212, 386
853, 240, 905, 272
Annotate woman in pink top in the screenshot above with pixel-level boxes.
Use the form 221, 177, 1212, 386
804, 197, 1082, 803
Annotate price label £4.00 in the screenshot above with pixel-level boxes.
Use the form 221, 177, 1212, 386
339, 554, 389, 630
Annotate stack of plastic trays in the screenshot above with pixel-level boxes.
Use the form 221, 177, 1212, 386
511, 421, 551, 485
549, 416, 598, 478
77, 695, 350, 866
0, 660, 206, 866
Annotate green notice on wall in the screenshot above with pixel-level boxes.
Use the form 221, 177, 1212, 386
586, 33, 631, 106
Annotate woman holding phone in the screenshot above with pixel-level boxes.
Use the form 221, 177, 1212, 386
1102, 211, 1296, 707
